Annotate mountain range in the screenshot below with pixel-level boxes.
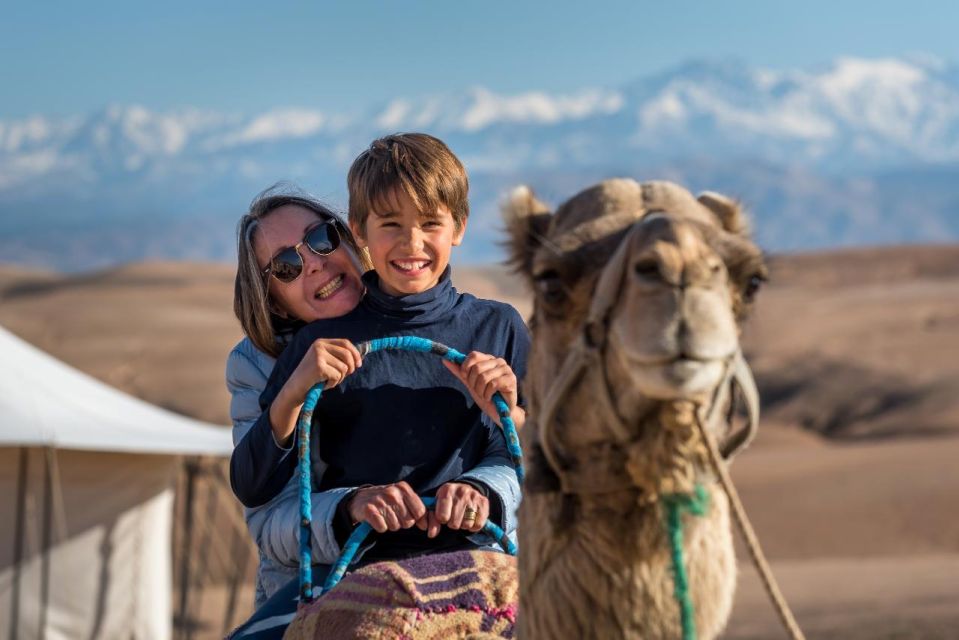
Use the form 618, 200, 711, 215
2, 55, 959, 270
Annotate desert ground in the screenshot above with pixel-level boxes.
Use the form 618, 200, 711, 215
1, 245, 958, 638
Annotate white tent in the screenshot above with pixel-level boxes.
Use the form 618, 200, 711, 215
0, 325, 233, 640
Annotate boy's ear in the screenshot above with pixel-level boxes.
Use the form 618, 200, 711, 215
452, 217, 467, 246
502, 185, 552, 279
349, 220, 367, 247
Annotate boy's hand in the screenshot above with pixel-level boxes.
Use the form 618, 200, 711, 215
288, 338, 363, 397
426, 482, 489, 537
442, 351, 519, 428
347, 481, 428, 534
270, 338, 362, 445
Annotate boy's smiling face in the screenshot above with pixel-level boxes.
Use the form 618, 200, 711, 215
352, 188, 466, 297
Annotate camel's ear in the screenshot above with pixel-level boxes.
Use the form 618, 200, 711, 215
697, 191, 750, 236
502, 185, 552, 278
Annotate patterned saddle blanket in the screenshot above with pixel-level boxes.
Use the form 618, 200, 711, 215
284, 550, 518, 640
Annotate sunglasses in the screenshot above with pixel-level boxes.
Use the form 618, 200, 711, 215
261, 219, 342, 283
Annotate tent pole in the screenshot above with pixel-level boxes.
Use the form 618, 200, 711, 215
9, 447, 28, 640
192, 463, 218, 633
221, 525, 250, 636
39, 447, 54, 639
177, 458, 198, 640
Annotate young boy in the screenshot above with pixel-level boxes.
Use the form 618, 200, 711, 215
231, 133, 528, 569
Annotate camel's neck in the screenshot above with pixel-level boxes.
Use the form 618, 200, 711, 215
526, 395, 712, 502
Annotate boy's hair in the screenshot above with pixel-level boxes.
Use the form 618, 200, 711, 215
234, 182, 371, 357
347, 133, 469, 233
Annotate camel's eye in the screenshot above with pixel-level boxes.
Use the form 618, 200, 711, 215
744, 273, 766, 302
534, 270, 566, 307
633, 258, 660, 280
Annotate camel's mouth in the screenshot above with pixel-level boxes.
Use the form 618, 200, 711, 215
621, 348, 732, 369
655, 356, 720, 379
666, 356, 711, 372
630, 356, 727, 400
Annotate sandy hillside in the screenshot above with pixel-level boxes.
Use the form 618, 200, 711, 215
745, 245, 959, 440
0, 261, 242, 424
2, 246, 958, 638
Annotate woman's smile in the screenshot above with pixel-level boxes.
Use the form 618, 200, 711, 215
314, 274, 345, 299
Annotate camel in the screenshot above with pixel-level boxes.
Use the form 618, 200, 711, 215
285, 178, 771, 640
503, 179, 768, 640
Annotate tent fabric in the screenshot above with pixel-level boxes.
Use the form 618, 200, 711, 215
0, 325, 232, 456
0, 324, 237, 639
0, 448, 174, 640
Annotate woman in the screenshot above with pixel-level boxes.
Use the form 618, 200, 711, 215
227, 185, 521, 634
227, 184, 370, 607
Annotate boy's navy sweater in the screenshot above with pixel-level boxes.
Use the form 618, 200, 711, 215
230, 267, 529, 559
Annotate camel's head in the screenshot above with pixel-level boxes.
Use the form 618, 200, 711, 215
505, 179, 766, 486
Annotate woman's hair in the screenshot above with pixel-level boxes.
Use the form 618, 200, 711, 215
234, 183, 371, 357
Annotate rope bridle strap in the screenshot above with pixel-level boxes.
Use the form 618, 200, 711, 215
295, 335, 524, 602
693, 409, 805, 640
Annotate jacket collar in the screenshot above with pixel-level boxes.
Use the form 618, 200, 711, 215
361, 266, 457, 325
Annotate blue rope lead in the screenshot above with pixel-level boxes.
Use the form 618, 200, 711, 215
297, 336, 525, 602
319, 496, 517, 596
296, 386, 323, 603
662, 484, 711, 640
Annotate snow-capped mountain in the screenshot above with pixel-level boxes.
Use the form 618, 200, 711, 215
3, 56, 959, 270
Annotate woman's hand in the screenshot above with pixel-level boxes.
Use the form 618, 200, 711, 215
426, 481, 490, 537
347, 482, 428, 534
442, 351, 525, 430
270, 338, 362, 445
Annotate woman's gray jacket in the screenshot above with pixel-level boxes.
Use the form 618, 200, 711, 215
226, 337, 521, 607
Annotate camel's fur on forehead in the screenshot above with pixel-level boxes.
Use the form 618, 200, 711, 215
548, 179, 715, 241
503, 178, 747, 279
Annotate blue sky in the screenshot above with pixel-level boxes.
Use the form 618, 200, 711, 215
2, 0, 956, 117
